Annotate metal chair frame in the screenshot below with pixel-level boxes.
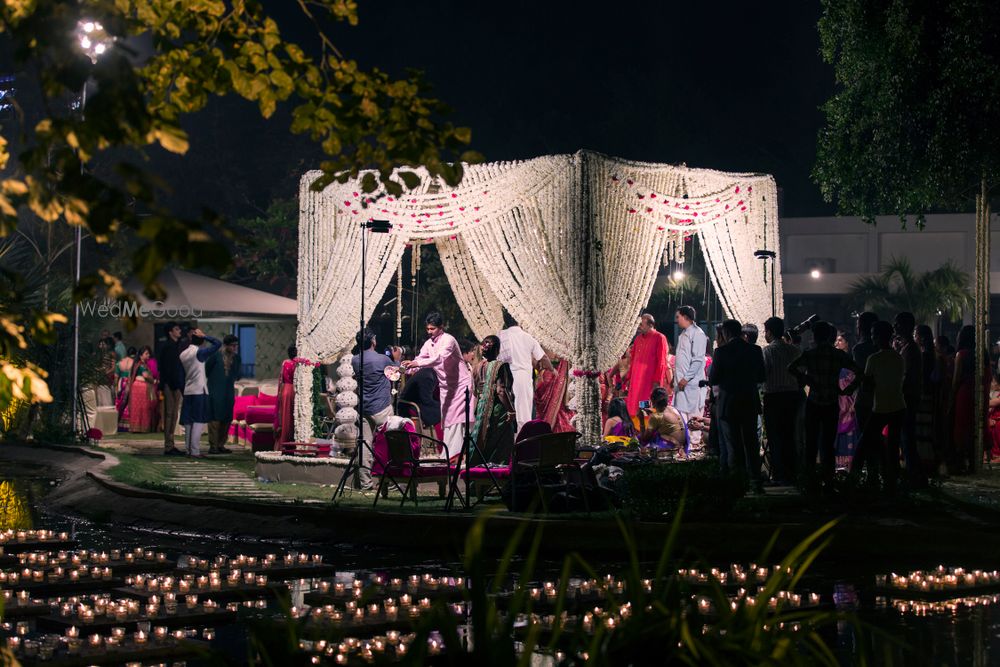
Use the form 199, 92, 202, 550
374, 430, 460, 508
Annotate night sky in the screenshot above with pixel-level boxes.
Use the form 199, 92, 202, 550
161, 0, 835, 220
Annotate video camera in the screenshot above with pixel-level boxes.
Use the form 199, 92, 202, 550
787, 314, 818, 338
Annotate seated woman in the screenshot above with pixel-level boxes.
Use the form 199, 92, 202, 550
639, 387, 688, 456
602, 398, 635, 439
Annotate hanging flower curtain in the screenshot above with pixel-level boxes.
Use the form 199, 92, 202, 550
294, 150, 782, 442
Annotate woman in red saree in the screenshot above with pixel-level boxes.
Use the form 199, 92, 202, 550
275, 345, 297, 445
534, 355, 575, 433
988, 377, 1000, 461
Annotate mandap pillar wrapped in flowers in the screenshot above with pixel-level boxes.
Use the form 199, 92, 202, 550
294, 150, 783, 444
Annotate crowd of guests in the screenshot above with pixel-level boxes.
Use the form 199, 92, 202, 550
350, 312, 573, 491
96, 324, 242, 458
596, 305, 991, 495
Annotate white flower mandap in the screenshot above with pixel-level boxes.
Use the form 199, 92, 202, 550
294, 150, 784, 443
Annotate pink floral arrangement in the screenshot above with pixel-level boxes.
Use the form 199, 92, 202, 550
571, 369, 601, 379
85, 428, 103, 441
291, 357, 321, 368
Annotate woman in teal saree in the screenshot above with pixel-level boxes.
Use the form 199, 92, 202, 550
471, 336, 516, 465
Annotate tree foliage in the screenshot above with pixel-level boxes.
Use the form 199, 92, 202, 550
814, 0, 1000, 224
846, 257, 973, 324
0, 0, 480, 413
226, 198, 298, 297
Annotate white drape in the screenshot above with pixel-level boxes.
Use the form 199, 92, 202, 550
436, 235, 504, 342
295, 151, 782, 442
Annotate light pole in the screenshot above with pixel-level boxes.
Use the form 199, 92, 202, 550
70, 19, 114, 436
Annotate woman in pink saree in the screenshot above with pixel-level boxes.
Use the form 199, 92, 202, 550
127, 346, 160, 433
534, 355, 575, 433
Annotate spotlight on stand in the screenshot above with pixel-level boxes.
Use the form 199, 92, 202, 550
332, 218, 392, 501
365, 219, 393, 234
754, 249, 778, 317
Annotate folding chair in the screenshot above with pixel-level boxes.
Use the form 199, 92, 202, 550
511, 431, 585, 513
374, 430, 456, 508
396, 400, 437, 444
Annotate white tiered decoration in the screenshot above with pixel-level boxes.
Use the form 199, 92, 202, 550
332, 353, 358, 451
294, 150, 783, 444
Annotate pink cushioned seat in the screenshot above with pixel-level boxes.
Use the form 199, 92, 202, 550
245, 405, 276, 425
460, 466, 512, 480
255, 392, 278, 406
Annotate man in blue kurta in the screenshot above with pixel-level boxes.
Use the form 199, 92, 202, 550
672, 306, 708, 423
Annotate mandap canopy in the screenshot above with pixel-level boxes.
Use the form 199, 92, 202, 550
295, 150, 783, 442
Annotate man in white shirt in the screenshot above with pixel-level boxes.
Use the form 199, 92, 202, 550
179, 328, 221, 459
498, 315, 553, 434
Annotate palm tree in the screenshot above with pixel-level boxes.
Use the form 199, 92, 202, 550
847, 257, 973, 325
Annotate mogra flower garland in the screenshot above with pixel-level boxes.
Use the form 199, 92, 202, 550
294, 150, 782, 443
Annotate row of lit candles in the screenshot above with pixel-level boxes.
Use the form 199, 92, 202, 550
56, 594, 225, 622
16, 548, 166, 567
124, 571, 269, 591
182, 552, 325, 572
316, 574, 464, 596
299, 632, 417, 663
0, 529, 70, 544
6, 627, 212, 656
877, 567, 1000, 591
300, 596, 463, 624
0, 565, 115, 584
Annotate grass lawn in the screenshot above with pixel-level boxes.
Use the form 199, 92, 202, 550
103, 450, 488, 509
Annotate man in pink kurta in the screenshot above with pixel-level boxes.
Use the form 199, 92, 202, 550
402, 313, 475, 461
624, 314, 670, 417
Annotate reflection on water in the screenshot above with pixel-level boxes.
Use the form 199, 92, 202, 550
4, 461, 1000, 665
0, 480, 32, 531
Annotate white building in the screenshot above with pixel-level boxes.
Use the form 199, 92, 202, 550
779, 213, 1000, 337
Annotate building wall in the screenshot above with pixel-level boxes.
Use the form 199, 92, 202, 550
780, 213, 1000, 297
779, 213, 999, 341
199, 319, 296, 381
255, 320, 297, 380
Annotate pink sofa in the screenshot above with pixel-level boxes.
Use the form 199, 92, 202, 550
232, 393, 278, 452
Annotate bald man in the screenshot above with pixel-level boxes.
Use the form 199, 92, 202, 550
624, 313, 670, 417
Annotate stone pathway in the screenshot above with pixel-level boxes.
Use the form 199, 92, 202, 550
151, 461, 283, 501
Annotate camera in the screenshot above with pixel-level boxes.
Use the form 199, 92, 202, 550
788, 314, 818, 337
698, 380, 711, 388
638, 400, 651, 410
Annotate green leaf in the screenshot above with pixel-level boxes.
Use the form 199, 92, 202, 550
398, 171, 421, 189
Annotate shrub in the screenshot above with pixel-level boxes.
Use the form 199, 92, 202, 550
621, 460, 748, 520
